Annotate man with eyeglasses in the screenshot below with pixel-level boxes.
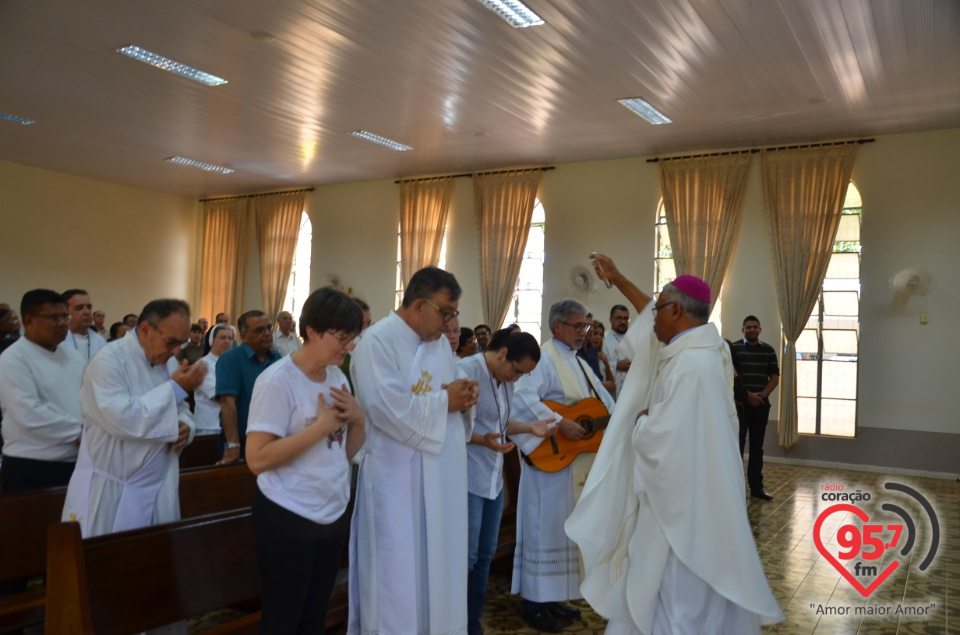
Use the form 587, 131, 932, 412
567, 254, 783, 635
348, 267, 479, 635
62, 299, 206, 538
215, 310, 281, 464
61, 289, 107, 361
603, 304, 632, 400
0, 289, 86, 492
509, 298, 616, 633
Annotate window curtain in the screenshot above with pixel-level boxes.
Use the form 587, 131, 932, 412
473, 169, 543, 327
200, 198, 249, 324
255, 190, 307, 322
399, 177, 455, 286
762, 144, 858, 449
658, 154, 751, 302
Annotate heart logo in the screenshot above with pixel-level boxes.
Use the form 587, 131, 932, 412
813, 503, 899, 597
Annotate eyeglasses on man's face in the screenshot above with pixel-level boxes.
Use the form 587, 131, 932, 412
150, 323, 184, 350
559, 321, 591, 333
422, 298, 460, 323
34, 313, 72, 325
651, 301, 677, 316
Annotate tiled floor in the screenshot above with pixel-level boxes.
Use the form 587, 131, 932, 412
481, 462, 959, 635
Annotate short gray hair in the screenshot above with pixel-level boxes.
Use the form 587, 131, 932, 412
548, 299, 589, 332
660, 283, 710, 323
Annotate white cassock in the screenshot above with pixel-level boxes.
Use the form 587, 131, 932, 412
63, 331, 195, 538
603, 329, 630, 399
347, 312, 471, 635
510, 338, 616, 602
63, 329, 107, 361
566, 304, 783, 635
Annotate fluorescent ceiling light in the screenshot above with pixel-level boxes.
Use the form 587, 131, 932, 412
475, 0, 544, 28
165, 156, 234, 174
116, 45, 228, 86
347, 130, 413, 152
0, 112, 35, 125
618, 97, 672, 125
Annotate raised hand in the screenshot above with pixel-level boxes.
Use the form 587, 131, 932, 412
171, 359, 207, 392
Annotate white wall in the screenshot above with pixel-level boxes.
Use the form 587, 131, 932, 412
0, 160, 200, 324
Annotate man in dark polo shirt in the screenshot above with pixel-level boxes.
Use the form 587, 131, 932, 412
730, 315, 780, 501
214, 310, 280, 464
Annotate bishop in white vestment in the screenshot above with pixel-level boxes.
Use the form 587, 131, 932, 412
510, 299, 616, 632
347, 268, 478, 635
566, 261, 783, 635
63, 301, 205, 538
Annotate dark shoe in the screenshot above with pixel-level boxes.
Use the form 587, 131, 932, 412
751, 489, 773, 501
546, 602, 581, 620
521, 607, 565, 633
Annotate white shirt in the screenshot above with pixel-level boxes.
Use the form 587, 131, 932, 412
459, 353, 509, 499
603, 329, 629, 399
0, 338, 86, 461
193, 352, 222, 433
272, 330, 302, 357
247, 357, 352, 525
63, 329, 107, 360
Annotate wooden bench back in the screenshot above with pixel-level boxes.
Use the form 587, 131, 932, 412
46, 510, 259, 635
0, 463, 254, 586
178, 433, 221, 469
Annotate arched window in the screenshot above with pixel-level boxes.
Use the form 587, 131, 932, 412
283, 212, 312, 320
502, 198, 545, 341
654, 201, 721, 329
797, 183, 861, 437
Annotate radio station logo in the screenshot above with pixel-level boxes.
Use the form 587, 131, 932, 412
813, 481, 939, 598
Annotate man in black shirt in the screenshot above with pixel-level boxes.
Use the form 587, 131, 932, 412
730, 315, 779, 501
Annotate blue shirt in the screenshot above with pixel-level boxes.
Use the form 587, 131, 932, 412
214, 343, 281, 437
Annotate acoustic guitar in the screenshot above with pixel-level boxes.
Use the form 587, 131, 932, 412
525, 397, 611, 473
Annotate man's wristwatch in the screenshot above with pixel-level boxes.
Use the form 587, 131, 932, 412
224, 442, 241, 450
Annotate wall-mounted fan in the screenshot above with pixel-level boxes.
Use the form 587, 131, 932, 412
570, 264, 598, 300
889, 268, 933, 296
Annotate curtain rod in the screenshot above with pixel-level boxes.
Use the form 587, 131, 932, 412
395, 166, 554, 184
647, 138, 874, 163
199, 187, 315, 203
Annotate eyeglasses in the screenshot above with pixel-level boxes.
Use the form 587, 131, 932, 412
325, 330, 356, 347
247, 324, 273, 335
422, 299, 460, 323
651, 301, 677, 316
150, 323, 184, 350
559, 321, 591, 332
34, 313, 72, 325
509, 361, 529, 379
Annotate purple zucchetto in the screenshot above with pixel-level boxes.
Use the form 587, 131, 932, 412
670, 275, 711, 304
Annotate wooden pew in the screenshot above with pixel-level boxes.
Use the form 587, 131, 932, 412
179, 433, 221, 469
0, 463, 255, 633
45, 510, 261, 634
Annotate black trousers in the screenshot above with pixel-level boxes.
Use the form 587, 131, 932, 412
0, 454, 75, 493
738, 403, 771, 493
251, 485, 349, 635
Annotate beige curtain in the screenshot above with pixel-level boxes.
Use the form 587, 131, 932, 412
762, 144, 858, 449
255, 191, 307, 321
474, 169, 542, 327
200, 198, 249, 324
399, 177, 455, 286
658, 154, 751, 301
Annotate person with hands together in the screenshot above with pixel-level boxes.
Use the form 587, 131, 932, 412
459, 328, 555, 635
245, 287, 365, 635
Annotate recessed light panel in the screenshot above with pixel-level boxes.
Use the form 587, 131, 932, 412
617, 97, 672, 125
165, 156, 234, 174
0, 112, 35, 125
475, 0, 544, 28
347, 130, 413, 152
116, 45, 228, 86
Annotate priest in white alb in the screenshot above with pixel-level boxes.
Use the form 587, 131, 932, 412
347, 267, 479, 635
510, 298, 616, 633
565, 254, 783, 634
63, 299, 207, 538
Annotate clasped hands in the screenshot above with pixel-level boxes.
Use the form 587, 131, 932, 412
443, 378, 479, 412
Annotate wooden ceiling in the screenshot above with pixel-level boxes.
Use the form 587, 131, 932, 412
0, 0, 957, 197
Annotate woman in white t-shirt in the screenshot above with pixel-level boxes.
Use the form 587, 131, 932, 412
193, 324, 235, 433
245, 288, 365, 634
